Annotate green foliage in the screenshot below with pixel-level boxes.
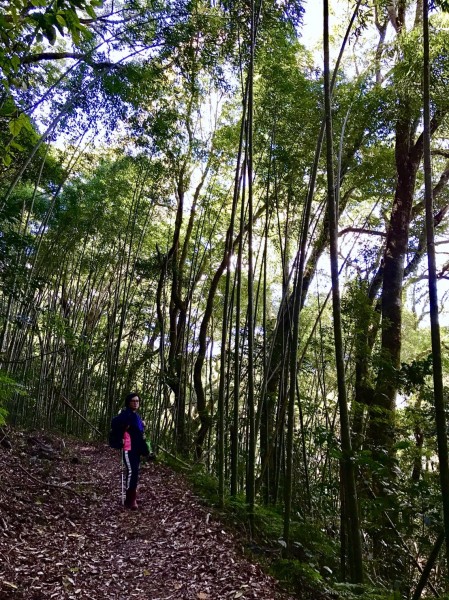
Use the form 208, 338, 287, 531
0, 370, 27, 425
270, 559, 324, 595
0, 96, 40, 169
391, 17, 449, 114
332, 582, 395, 600
0, 405, 7, 426
342, 279, 377, 333
271, 562, 400, 599
188, 467, 222, 505
0, 0, 101, 67
398, 355, 433, 395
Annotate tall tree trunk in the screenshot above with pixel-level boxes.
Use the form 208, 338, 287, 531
368, 107, 420, 455
423, 0, 449, 568
324, 0, 363, 583
245, 0, 256, 530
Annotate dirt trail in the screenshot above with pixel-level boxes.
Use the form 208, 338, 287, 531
0, 431, 295, 600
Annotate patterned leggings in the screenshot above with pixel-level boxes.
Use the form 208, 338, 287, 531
123, 450, 141, 490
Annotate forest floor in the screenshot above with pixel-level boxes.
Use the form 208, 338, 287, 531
0, 429, 297, 600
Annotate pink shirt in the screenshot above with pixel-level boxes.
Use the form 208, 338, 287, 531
123, 431, 131, 451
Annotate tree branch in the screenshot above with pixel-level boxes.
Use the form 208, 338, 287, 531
432, 149, 449, 158
22, 52, 120, 70
339, 227, 386, 237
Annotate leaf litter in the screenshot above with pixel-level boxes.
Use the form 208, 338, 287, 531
0, 430, 296, 599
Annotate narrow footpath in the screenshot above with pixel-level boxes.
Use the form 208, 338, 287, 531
0, 430, 296, 600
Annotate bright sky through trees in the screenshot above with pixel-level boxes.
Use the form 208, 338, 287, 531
301, 0, 349, 52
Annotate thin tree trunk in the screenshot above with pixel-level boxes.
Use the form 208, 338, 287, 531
423, 0, 449, 568
411, 531, 444, 600
324, 0, 363, 583
245, 0, 256, 531
231, 156, 246, 497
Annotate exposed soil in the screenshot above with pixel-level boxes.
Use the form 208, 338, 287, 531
0, 429, 296, 600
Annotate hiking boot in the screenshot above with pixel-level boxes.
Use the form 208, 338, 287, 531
129, 488, 138, 510
125, 488, 138, 510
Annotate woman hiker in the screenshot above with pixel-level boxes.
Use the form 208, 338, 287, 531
115, 392, 150, 510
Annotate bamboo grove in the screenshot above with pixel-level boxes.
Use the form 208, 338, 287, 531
3, 0, 449, 594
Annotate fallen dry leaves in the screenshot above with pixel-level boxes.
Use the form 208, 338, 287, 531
0, 430, 296, 600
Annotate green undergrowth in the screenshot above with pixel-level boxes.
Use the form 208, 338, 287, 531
161, 456, 398, 600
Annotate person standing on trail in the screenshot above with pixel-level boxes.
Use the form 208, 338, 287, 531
116, 392, 149, 510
